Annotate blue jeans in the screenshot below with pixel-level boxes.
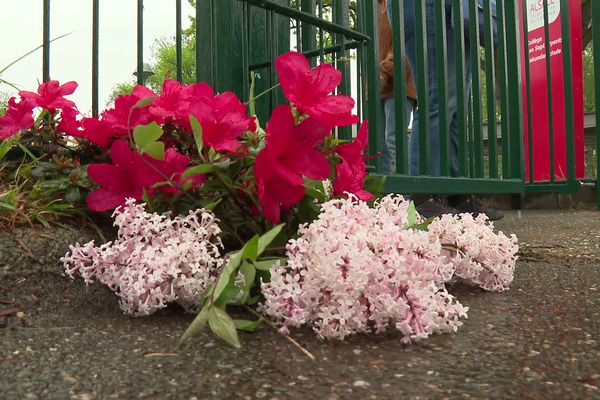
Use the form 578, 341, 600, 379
380, 97, 415, 175
387, 0, 496, 177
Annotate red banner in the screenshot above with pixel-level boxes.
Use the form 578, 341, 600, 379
519, 0, 584, 182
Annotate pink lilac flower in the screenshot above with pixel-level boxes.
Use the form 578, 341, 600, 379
254, 105, 331, 223
0, 97, 34, 139
333, 121, 373, 201
275, 51, 359, 129
427, 213, 519, 292
61, 199, 224, 316
260, 195, 466, 343
19, 80, 77, 112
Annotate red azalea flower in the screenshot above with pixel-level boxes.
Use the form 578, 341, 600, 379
188, 91, 256, 153
135, 148, 205, 194
81, 117, 113, 148
149, 79, 187, 119
56, 107, 83, 138
275, 51, 359, 129
0, 97, 34, 139
255, 105, 331, 223
333, 121, 373, 201
19, 80, 77, 112
86, 140, 145, 211
101, 85, 158, 137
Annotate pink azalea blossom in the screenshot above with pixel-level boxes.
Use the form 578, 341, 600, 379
19, 80, 77, 112
255, 105, 331, 223
56, 107, 83, 138
275, 51, 359, 129
0, 97, 34, 139
81, 117, 113, 148
188, 91, 256, 153
100, 85, 159, 137
86, 140, 144, 211
333, 121, 373, 201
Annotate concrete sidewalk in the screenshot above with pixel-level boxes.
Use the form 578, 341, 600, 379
1, 210, 599, 399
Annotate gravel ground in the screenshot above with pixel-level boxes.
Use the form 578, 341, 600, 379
1, 210, 599, 400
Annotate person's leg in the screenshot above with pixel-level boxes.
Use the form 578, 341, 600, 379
379, 100, 393, 175
382, 97, 397, 174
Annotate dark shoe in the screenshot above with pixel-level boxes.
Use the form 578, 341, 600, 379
449, 195, 504, 221
412, 195, 458, 219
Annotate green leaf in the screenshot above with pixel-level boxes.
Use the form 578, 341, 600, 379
179, 304, 211, 345
253, 258, 285, 271
404, 201, 417, 228
208, 307, 241, 348
189, 115, 203, 154
65, 187, 80, 204
133, 122, 164, 159
214, 284, 241, 308
213, 250, 244, 301
242, 235, 259, 262
143, 141, 165, 160
203, 198, 222, 211
181, 164, 215, 179
238, 261, 256, 304
134, 96, 156, 109
257, 224, 284, 257
234, 318, 262, 332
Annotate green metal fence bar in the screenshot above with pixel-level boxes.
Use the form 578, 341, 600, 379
542, 0, 555, 183
136, 0, 144, 85
414, 1, 430, 175
92, 0, 99, 117
496, 0, 510, 178
195, 0, 205, 83
43, 0, 50, 81
469, 0, 483, 178
483, 0, 497, 178
468, 93, 475, 176
434, 1, 449, 176
333, 0, 352, 140
520, 0, 534, 182
363, 0, 381, 172
454, 0, 468, 177
559, 0, 575, 186
318, 0, 325, 62
594, 0, 600, 210
176, 0, 183, 82
389, 0, 408, 175
504, 0, 524, 181
301, 0, 315, 57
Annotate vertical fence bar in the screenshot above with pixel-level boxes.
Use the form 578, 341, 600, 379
364, 0, 381, 171
520, 0, 534, 182
92, 0, 99, 117
454, 0, 468, 177
505, 0, 524, 181
390, 0, 408, 175
434, 1, 449, 176
318, 0, 325, 62
414, 1, 430, 175
176, 0, 183, 82
136, 0, 144, 85
195, 0, 203, 82
559, 0, 575, 185
242, 2, 250, 100
496, 0, 510, 178
334, 0, 351, 140
483, 0, 497, 178
43, 0, 51, 81
301, 0, 315, 61
468, 93, 475, 176
469, 0, 483, 177
594, 0, 600, 210
542, 0, 555, 182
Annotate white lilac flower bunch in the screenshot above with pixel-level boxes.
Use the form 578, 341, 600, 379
61, 199, 224, 316
427, 213, 519, 292
260, 195, 468, 343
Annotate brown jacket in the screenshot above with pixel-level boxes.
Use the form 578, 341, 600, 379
379, 0, 417, 100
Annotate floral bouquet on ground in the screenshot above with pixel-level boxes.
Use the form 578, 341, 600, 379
0, 51, 518, 350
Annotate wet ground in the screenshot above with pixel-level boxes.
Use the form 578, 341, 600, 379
1, 210, 599, 399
